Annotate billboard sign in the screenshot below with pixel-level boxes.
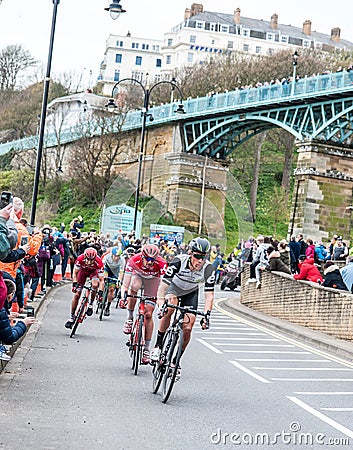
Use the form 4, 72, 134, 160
100, 204, 142, 238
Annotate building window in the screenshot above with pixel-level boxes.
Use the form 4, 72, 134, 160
242, 28, 250, 37
114, 70, 120, 82
281, 35, 288, 43
315, 42, 323, 49
190, 35, 196, 43
211, 39, 215, 45
243, 44, 249, 52
135, 56, 142, 65
187, 52, 194, 63
196, 21, 204, 29
142, 43, 149, 50
116, 40, 123, 47
131, 71, 144, 82
266, 33, 275, 41
156, 58, 162, 67
167, 38, 173, 46
227, 41, 233, 49
152, 45, 160, 51
255, 46, 261, 53
221, 25, 228, 33
115, 53, 122, 63
132, 42, 139, 49
267, 48, 274, 56
166, 55, 171, 64
303, 40, 311, 48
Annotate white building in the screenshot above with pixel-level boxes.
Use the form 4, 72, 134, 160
97, 3, 353, 95
97, 32, 163, 96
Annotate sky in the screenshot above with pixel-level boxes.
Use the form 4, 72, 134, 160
0, 0, 353, 88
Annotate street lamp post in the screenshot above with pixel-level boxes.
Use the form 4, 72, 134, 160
291, 50, 299, 97
30, 0, 60, 226
106, 78, 184, 232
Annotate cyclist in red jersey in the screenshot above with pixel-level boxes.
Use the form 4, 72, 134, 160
121, 243, 167, 364
65, 247, 104, 329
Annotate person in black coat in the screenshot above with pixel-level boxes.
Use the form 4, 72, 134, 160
322, 261, 348, 291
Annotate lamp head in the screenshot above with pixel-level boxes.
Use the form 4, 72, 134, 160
104, 0, 126, 20
292, 50, 299, 66
105, 98, 117, 112
174, 104, 185, 114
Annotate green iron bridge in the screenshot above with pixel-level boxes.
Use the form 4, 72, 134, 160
1, 70, 353, 158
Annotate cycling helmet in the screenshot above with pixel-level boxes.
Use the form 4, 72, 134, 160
111, 246, 122, 256
125, 247, 135, 255
142, 243, 159, 259
84, 247, 97, 259
189, 237, 211, 254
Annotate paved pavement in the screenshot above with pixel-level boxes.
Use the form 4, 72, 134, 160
2, 282, 353, 373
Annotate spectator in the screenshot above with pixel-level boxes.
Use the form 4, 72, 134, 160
289, 236, 300, 274
293, 256, 323, 284
69, 216, 84, 238
0, 204, 13, 261
322, 261, 348, 290
297, 234, 308, 257
305, 239, 316, 259
315, 241, 328, 263
340, 256, 353, 292
247, 235, 271, 289
333, 238, 348, 261
278, 239, 291, 269
266, 246, 291, 275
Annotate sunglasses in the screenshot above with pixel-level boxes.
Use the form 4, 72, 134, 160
192, 252, 206, 260
144, 256, 156, 262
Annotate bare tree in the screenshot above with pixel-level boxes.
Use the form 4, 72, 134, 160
0, 44, 37, 90
249, 132, 267, 221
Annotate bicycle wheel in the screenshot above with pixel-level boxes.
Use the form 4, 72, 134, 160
99, 285, 109, 321
162, 329, 183, 403
152, 329, 172, 394
70, 297, 88, 338
133, 314, 144, 376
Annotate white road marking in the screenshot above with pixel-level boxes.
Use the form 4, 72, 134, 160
295, 391, 353, 395
194, 331, 264, 335
201, 337, 280, 341
321, 407, 353, 412
254, 367, 352, 371
237, 359, 330, 362
287, 396, 353, 439
229, 360, 270, 383
214, 300, 353, 369
213, 343, 294, 346
223, 350, 312, 354
196, 338, 223, 354
273, 378, 353, 381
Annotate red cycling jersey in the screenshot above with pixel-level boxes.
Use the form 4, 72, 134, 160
125, 254, 167, 279
75, 254, 104, 274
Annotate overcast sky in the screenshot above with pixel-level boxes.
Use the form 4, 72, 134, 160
1, 0, 352, 88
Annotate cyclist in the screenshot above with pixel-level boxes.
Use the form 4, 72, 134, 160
65, 247, 104, 329
118, 246, 136, 309
121, 243, 167, 364
102, 246, 124, 316
150, 237, 215, 379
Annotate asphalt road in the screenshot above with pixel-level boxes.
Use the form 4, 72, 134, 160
1, 284, 353, 449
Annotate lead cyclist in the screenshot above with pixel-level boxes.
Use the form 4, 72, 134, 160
150, 237, 215, 379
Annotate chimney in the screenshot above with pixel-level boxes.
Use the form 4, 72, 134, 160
184, 8, 192, 19
234, 7, 241, 24
190, 3, 203, 17
302, 20, 312, 36
270, 14, 278, 30
331, 27, 341, 43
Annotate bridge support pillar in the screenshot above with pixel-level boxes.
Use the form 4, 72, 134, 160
288, 140, 353, 243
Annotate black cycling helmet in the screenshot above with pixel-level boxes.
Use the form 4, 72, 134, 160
189, 237, 211, 254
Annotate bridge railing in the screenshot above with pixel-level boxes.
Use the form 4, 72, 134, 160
1, 70, 353, 154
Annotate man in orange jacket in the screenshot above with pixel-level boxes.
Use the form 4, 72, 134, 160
0, 197, 42, 312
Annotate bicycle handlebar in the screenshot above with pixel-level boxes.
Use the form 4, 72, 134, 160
160, 302, 209, 317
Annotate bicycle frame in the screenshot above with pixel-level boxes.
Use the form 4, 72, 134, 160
70, 282, 96, 338
97, 276, 116, 320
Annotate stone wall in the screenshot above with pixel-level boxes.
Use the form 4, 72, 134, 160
241, 265, 353, 340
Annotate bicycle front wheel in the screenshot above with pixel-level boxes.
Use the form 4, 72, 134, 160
162, 329, 183, 403
70, 298, 88, 338
152, 329, 172, 394
132, 314, 144, 376
99, 285, 109, 321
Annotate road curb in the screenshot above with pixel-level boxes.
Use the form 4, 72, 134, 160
0, 281, 69, 374
217, 296, 353, 363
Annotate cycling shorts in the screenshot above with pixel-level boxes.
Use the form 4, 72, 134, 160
131, 274, 160, 303
166, 285, 199, 312
77, 268, 100, 286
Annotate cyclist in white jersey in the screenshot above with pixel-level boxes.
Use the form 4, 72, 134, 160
151, 237, 215, 378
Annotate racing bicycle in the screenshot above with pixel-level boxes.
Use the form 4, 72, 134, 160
152, 302, 209, 403
70, 281, 97, 338
96, 276, 116, 321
